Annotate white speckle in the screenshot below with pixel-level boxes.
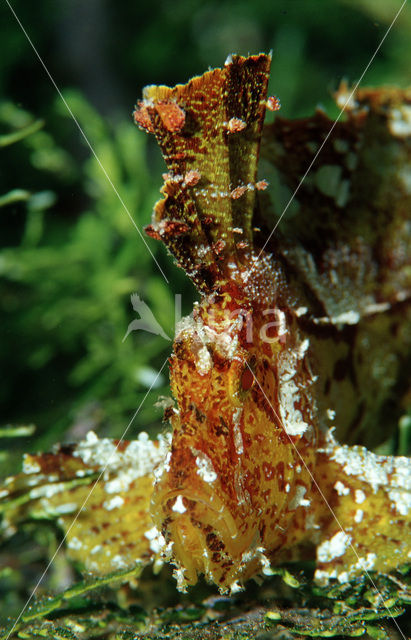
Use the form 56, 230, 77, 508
73, 431, 170, 493
172, 495, 187, 514
355, 552, 377, 571
334, 481, 350, 496
337, 571, 350, 584
29, 482, 70, 500
232, 408, 244, 455
355, 489, 366, 504
193, 449, 218, 483
279, 379, 310, 436
144, 526, 166, 555
317, 531, 351, 563
323, 439, 411, 548
327, 408, 336, 420
285, 483, 290, 493
103, 495, 125, 511
154, 450, 172, 482
53, 502, 77, 515
354, 509, 363, 523
75, 469, 88, 477
298, 338, 309, 358
111, 554, 128, 569
195, 346, 212, 375
388, 488, 411, 516
68, 537, 82, 550
0, 489, 9, 499
229, 580, 243, 594
84, 430, 98, 444
26, 477, 41, 486
295, 306, 308, 317
277, 348, 311, 437
218, 332, 239, 359
331, 310, 360, 325
389, 105, 411, 137
145, 526, 159, 541
314, 568, 338, 583
336, 89, 357, 111
289, 485, 310, 510
326, 435, 411, 497
173, 565, 188, 592
105, 478, 125, 494
277, 309, 287, 337
364, 301, 391, 315
91, 544, 103, 555
22, 458, 41, 474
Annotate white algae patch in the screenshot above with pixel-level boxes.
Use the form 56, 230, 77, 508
317, 531, 352, 563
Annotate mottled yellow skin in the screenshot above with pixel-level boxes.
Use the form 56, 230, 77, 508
0, 55, 410, 593
0, 433, 169, 575
152, 281, 319, 589
151, 274, 410, 591
142, 55, 411, 590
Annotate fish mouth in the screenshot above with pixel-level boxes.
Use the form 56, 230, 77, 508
152, 485, 258, 589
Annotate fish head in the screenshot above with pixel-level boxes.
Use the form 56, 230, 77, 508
151, 283, 316, 591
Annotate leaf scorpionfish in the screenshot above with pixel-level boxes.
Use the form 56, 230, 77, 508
1, 54, 410, 594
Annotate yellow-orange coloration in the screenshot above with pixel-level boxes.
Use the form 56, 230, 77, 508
227, 117, 247, 133
267, 95, 281, 111
0, 55, 410, 595
230, 185, 248, 199
136, 54, 411, 591
184, 169, 201, 186
255, 179, 268, 191
155, 101, 186, 132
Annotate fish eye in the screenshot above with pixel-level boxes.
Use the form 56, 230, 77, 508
240, 366, 254, 392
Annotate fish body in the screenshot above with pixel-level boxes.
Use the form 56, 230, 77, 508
138, 54, 411, 590
1, 54, 410, 594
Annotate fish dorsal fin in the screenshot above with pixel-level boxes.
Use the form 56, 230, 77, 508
135, 54, 271, 293
259, 85, 411, 317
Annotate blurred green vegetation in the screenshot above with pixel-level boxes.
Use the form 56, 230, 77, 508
0, 94, 193, 464
0, 0, 410, 461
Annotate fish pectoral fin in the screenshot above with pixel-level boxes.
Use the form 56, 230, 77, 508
0, 432, 170, 578
313, 438, 411, 583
